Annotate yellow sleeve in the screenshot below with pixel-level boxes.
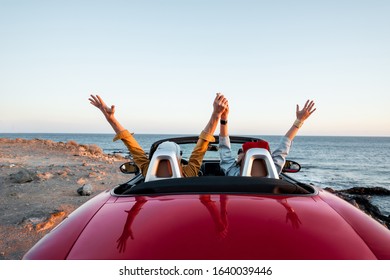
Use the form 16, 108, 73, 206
113, 130, 150, 177
182, 130, 215, 177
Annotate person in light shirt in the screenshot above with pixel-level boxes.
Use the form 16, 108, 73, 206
219, 99, 316, 176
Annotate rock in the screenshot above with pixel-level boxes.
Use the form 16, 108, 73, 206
88, 172, 98, 178
325, 187, 390, 229
37, 172, 53, 180
20, 210, 66, 232
57, 170, 68, 177
77, 184, 93, 196
87, 144, 103, 155
342, 187, 390, 196
114, 153, 125, 160
9, 168, 37, 184
77, 177, 87, 185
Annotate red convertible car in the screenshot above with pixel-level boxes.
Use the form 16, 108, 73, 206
23, 136, 390, 260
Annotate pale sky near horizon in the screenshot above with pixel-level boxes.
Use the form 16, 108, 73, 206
1, 0, 389, 136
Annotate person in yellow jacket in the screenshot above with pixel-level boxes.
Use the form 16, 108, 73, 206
89, 93, 228, 177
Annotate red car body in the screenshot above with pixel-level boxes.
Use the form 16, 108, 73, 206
23, 177, 390, 260
23, 137, 390, 260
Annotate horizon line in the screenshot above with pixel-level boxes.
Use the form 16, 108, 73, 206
1, 132, 389, 138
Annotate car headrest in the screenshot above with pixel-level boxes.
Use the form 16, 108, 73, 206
241, 148, 279, 179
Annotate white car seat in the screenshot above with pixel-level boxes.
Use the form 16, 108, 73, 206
144, 145, 182, 182
241, 148, 279, 179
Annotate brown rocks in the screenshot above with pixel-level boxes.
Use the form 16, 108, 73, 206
20, 210, 67, 232
9, 168, 37, 184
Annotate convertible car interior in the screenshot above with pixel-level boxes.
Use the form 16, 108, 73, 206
117, 176, 315, 195
113, 135, 316, 197
113, 158, 315, 197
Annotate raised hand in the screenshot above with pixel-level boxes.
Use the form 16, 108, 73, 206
221, 102, 229, 121
213, 93, 229, 118
89, 94, 116, 121
296, 100, 316, 122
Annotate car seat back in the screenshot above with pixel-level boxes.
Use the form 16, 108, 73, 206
145, 149, 182, 182
241, 148, 279, 179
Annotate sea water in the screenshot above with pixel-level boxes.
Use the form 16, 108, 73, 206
1, 133, 389, 215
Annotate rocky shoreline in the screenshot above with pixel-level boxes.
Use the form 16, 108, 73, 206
0, 137, 389, 260
325, 187, 390, 229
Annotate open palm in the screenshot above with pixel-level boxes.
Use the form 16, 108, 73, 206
89, 95, 116, 121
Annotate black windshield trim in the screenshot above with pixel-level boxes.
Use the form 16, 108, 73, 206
121, 176, 315, 196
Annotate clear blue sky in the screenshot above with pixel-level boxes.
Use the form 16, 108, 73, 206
1, 0, 389, 136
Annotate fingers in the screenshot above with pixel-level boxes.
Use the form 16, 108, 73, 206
301, 100, 316, 113
215, 92, 224, 103
305, 100, 316, 115
308, 107, 316, 115
89, 94, 112, 114
89, 94, 104, 108
296, 100, 317, 122
215, 92, 228, 108
220, 98, 228, 107
305, 100, 315, 109
88, 94, 99, 106
96, 95, 106, 106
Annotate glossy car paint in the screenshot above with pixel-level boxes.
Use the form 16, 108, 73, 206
24, 186, 390, 260
23, 190, 114, 260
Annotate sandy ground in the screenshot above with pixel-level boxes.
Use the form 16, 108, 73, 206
0, 138, 129, 260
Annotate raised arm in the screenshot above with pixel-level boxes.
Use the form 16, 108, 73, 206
183, 93, 228, 177
284, 99, 316, 141
218, 99, 240, 176
89, 94, 150, 176
89, 94, 125, 134
271, 100, 316, 174
219, 102, 229, 137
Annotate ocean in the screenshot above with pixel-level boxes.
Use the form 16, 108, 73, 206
1, 133, 389, 215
